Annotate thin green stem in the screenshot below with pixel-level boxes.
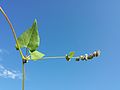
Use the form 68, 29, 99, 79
0, 6, 26, 90
0, 6, 24, 59
22, 62, 25, 90
39, 50, 101, 60
41, 56, 79, 60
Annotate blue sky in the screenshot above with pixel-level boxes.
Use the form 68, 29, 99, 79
0, 0, 120, 90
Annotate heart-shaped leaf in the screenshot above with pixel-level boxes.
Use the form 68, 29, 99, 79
16, 19, 40, 52
30, 50, 45, 60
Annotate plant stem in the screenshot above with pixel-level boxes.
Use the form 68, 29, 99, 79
39, 50, 101, 60
22, 62, 25, 90
0, 6, 24, 59
0, 6, 26, 90
41, 56, 79, 60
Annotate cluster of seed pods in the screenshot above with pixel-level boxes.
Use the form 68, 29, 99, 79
66, 50, 101, 61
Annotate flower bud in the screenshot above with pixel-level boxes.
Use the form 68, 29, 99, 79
66, 55, 71, 61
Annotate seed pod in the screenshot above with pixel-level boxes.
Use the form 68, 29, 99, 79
93, 51, 97, 57
84, 54, 88, 60
76, 58, 80, 61
95, 50, 101, 57
66, 55, 70, 61
93, 50, 101, 57
80, 55, 85, 60
87, 54, 94, 59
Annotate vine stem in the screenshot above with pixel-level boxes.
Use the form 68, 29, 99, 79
0, 6, 25, 90
22, 62, 25, 90
38, 50, 101, 60
41, 56, 79, 60
0, 6, 24, 59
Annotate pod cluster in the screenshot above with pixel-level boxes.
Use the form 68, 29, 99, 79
76, 50, 100, 61
66, 50, 101, 61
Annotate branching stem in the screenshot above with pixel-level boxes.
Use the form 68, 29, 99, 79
39, 50, 100, 61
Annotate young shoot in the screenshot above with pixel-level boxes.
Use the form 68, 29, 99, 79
0, 6, 101, 90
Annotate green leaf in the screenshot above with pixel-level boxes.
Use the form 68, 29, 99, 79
30, 50, 45, 60
16, 19, 40, 52
69, 52, 75, 58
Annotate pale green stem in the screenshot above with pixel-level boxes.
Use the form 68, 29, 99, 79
37, 50, 101, 60
22, 62, 25, 90
41, 56, 79, 60
0, 6, 25, 90
0, 6, 24, 59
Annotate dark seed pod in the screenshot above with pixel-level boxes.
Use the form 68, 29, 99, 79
66, 55, 70, 61
80, 55, 85, 60
93, 51, 96, 57
93, 50, 100, 57
84, 54, 88, 60
87, 54, 94, 59
76, 58, 80, 61
95, 50, 100, 57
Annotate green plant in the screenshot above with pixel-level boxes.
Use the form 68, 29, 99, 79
0, 6, 100, 90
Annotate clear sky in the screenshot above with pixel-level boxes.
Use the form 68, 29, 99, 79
0, 0, 120, 90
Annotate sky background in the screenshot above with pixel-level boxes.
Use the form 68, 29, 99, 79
0, 0, 120, 90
